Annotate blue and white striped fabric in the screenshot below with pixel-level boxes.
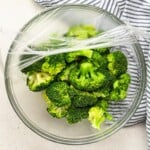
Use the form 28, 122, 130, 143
35, 0, 150, 147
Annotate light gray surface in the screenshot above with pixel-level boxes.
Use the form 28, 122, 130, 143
0, 0, 147, 149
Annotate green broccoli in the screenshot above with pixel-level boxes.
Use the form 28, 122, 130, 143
110, 89, 127, 101
98, 99, 113, 121
68, 86, 98, 107
90, 51, 108, 69
93, 87, 110, 98
96, 99, 109, 111
82, 25, 98, 37
45, 82, 71, 107
42, 91, 68, 118
97, 100, 113, 120
65, 50, 108, 70
57, 63, 77, 82
20, 24, 132, 130
94, 47, 110, 55
20, 54, 45, 74
65, 49, 93, 63
27, 71, 53, 91
96, 100, 113, 122
110, 73, 131, 101
88, 106, 105, 130
100, 68, 115, 84
66, 106, 89, 124
107, 51, 128, 76
42, 54, 66, 76
65, 25, 98, 39
88, 99, 112, 129
69, 62, 109, 91
113, 73, 130, 90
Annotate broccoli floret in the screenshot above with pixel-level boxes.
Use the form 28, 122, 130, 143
42, 54, 66, 76
93, 87, 110, 98
88, 99, 112, 129
88, 106, 105, 130
117, 73, 131, 88
107, 51, 128, 76
96, 99, 109, 111
96, 69, 115, 89
65, 50, 108, 70
65, 49, 93, 63
65, 25, 98, 39
93, 68, 115, 96
47, 106, 67, 119
110, 89, 127, 101
69, 62, 108, 91
20, 54, 45, 74
103, 69, 116, 85
68, 86, 98, 107
57, 63, 77, 82
113, 73, 131, 90
110, 73, 131, 101
45, 82, 71, 107
98, 99, 113, 121
42, 91, 68, 118
90, 51, 108, 69
82, 25, 98, 37
94, 47, 110, 55
66, 107, 89, 124
27, 72, 53, 91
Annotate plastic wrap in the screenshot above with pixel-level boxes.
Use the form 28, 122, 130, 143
9, 24, 138, 71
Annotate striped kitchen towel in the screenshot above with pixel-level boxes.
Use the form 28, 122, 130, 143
35, 0, 150, 146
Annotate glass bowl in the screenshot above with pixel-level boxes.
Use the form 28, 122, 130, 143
4, 5, 146, 145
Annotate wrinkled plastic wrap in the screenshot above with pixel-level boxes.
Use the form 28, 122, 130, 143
10, 24, 137, 71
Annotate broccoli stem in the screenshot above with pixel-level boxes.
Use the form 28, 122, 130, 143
80, 62, 94, 77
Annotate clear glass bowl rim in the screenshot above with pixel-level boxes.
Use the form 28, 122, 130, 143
4, 4, 146, 145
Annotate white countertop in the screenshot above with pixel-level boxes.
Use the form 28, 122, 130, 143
0, 0, 147, 149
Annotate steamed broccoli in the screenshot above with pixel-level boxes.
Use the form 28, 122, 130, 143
66, 106, 89, 124
96, 99, 109, 111
113, 73, 130, 90
92, 70, 115, 98
57, 63, 77, 82
27, 72, 53, 91
90, 51, 108, 69
65, 50, 108, 70
45, 82, 71, 107
93, 87, 110, 98
88, 99, 112, 129
107, 51, 128, 76
94, 47, 110, 55
42, 54, 66, 76
20, 55, 45, 74
88, 106, 105, 129
65, 25, 98, 39
97, 100, 113, 120
20, 24, 131, 130
42, 91, 68, 118
110, 89, 127, 101
65, 49, 93, 63
68, 86, 98, 107
69, 62, 108, 91
110, 73, 131, 101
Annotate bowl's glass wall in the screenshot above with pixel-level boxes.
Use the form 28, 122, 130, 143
5, 5, 146, 144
